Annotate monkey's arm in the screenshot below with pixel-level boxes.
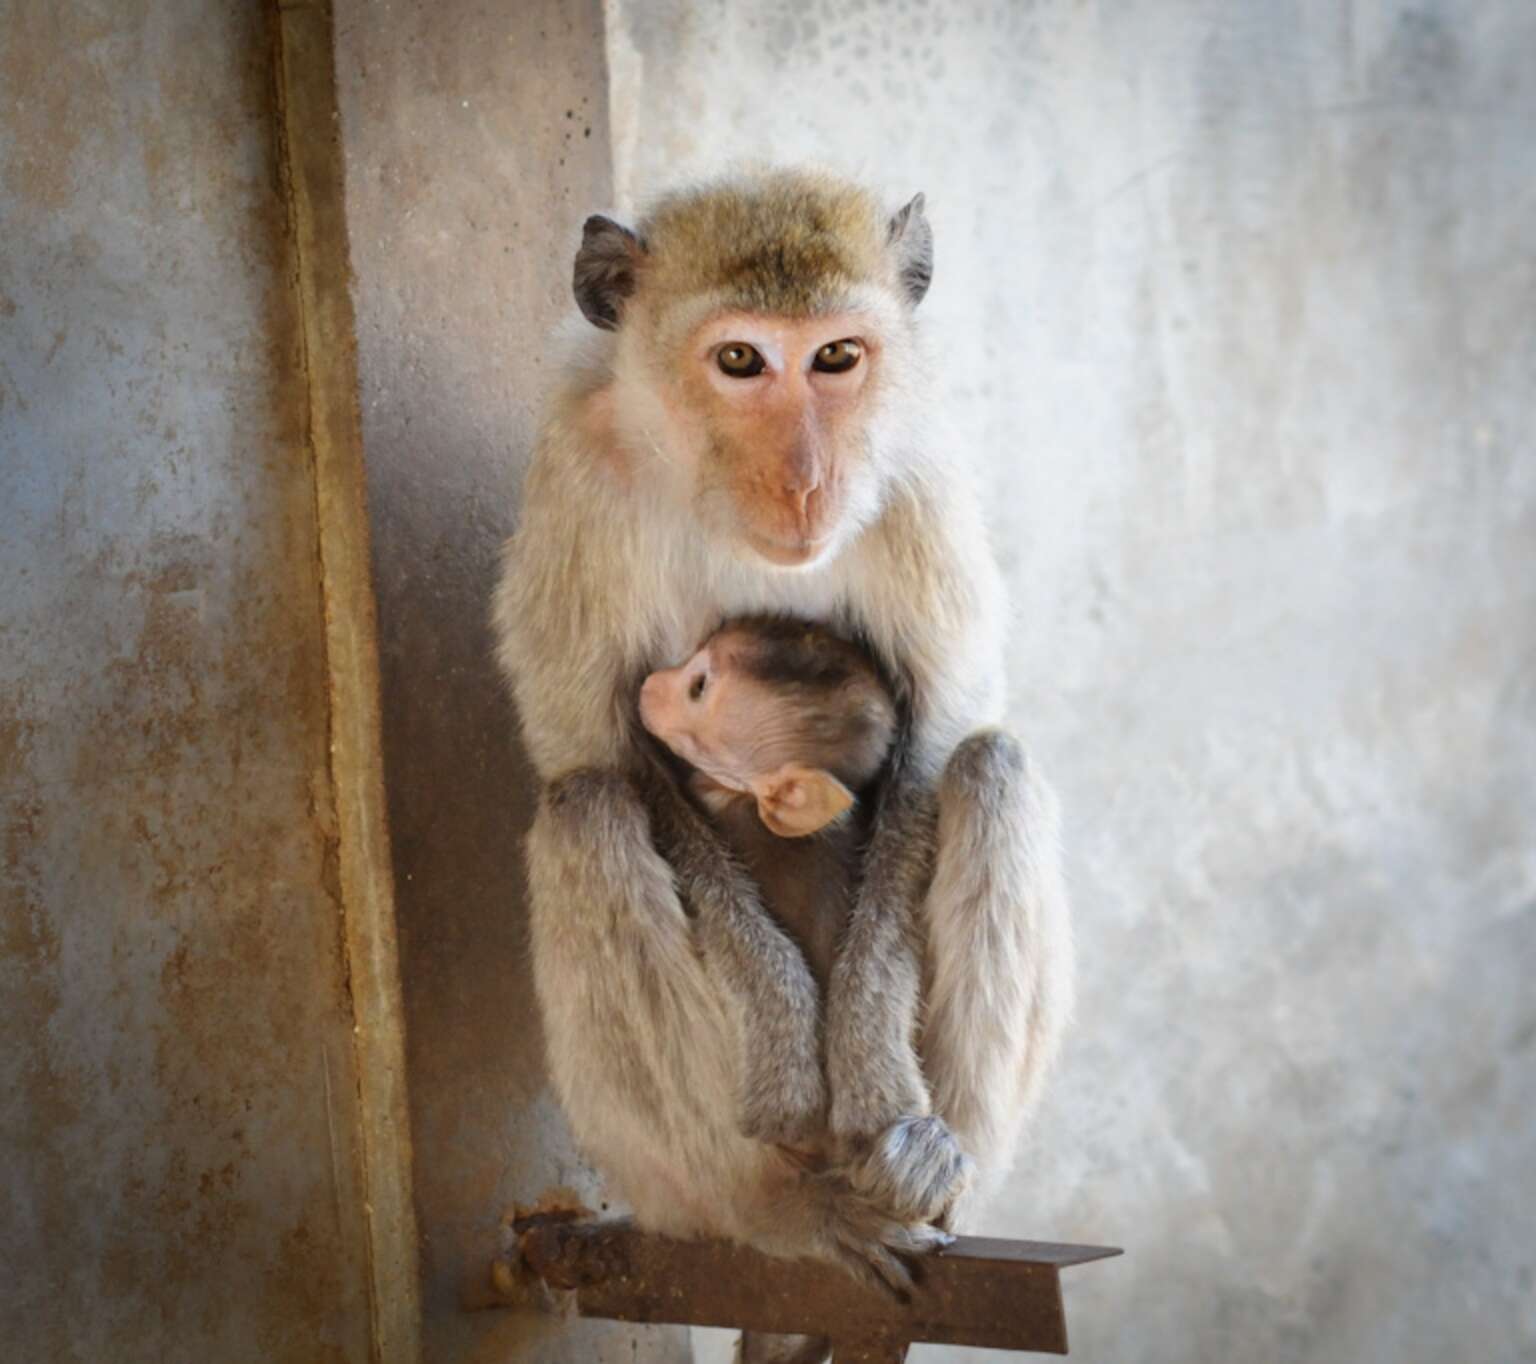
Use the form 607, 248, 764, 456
832, 725, 1073, 1233
831, 482, 1073, 1225
637, 756, 828, 1146
823, 746, 942, 1140
823, 481, 1010, 1208
495, 448, 827, 1148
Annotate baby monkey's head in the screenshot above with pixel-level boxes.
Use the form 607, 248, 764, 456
639, 616, 897, 839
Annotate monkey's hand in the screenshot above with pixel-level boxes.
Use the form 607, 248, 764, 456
843, 1114, 973, 1226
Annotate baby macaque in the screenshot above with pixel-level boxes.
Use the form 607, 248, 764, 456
639, 614, 897, 1025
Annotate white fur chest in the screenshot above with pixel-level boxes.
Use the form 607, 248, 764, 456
629, 526, 859, 670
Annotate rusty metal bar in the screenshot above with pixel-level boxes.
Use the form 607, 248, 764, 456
485, 1218, 1120, 1356
832, 1342, 908, 1363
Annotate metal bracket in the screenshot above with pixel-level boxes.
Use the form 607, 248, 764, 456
478, 1215, 1121, 1359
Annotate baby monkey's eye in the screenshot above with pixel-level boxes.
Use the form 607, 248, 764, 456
812, 339, 862, 374
689, 673, 708, 701
717, 343, 766, 378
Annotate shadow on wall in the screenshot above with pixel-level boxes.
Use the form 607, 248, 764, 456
334, 6, 661, 1359
362, 366, 549, 1299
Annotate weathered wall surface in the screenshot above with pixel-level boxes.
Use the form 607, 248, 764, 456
0, 2, 381, 1360
605, 2, 1536, 1362
332, 2, 686, 1359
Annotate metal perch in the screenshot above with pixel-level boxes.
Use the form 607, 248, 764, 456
479, 1212, 1121, 1360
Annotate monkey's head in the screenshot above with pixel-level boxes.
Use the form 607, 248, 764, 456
575, 170, 933, 570
638, 615, 898, 838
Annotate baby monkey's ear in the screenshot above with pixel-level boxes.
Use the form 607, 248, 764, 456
750, 764, 856, 839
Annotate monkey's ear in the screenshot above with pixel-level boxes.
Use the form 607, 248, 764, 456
574, 215, 644, 330
751, 765, 856, 839
887, 193, 933, 308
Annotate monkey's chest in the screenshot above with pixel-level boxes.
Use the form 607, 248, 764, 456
648, 560, 856, 667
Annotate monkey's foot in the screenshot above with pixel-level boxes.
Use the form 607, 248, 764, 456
820, 1176, 955, 1298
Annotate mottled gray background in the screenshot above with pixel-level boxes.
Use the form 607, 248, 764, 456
1, 4, 380, 1360
335, 0, 1536, 1360
4, 2, 1531, 1362
599, 3, 1536, 1362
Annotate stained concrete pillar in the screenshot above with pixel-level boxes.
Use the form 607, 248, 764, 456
1, 3, 411, 1359
332, 2, 687, 1359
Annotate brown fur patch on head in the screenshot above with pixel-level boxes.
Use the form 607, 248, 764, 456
637, 171, 891, 318
716, 615, 898, 790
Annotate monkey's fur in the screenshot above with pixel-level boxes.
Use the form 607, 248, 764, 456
642, 615, 905, 1012
494, 170, 1074, 1305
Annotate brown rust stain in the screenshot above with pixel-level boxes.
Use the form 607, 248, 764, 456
1, 792, 81, 1326
0, 701, 34, 784
2, 796, 69, 1109
0, 7, 115, 214
1, 3, 376, 1357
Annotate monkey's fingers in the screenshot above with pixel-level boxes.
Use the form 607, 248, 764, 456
882, 1217, 957, 1260
826, 1196, 956, 1300
830, 1227, 914, 1299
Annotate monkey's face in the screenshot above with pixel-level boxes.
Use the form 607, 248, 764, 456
639, 638, 859, 838
638, 635, 817, 788
661, 310, 893, 570
577, 175, 932, 567
639, 624, 892, 781
639, 639, 760, 787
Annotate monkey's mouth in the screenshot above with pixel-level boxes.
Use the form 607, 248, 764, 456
742, 528, 835, 569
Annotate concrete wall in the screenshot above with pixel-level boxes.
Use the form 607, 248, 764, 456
332, 2, 685, 1360
605, 2, 1536, 1362
0, 3, 392, 1360
10, 3, 1527, 1362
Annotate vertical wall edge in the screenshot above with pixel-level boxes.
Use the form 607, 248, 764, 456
272, 4, 424, 1360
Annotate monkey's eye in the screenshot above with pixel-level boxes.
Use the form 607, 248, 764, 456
688, 673, 708, 701
812, 339, 862, 374
716, 343, 766, 378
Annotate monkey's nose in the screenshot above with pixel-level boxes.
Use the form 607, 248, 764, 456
785, 483, 820, 522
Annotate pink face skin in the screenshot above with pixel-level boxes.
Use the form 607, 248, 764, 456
638, 638, 749, 790
639, 636, 857, 839
666, 310, 883, 570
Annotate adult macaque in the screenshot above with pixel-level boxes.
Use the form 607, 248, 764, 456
494, 171, 1073, 1295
